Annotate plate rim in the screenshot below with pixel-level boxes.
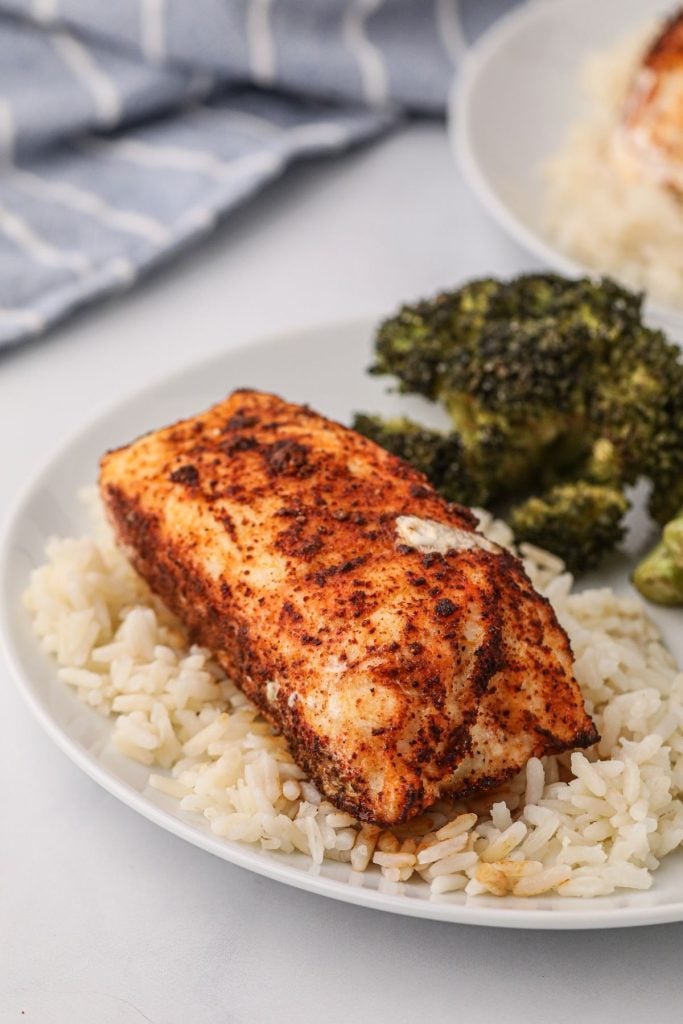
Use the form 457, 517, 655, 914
3, 316, 683, 930
450, 0, 683, 331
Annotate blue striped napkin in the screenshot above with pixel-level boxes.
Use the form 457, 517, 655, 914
0, 1, 520, 347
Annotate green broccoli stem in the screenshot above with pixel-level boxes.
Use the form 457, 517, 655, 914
632, 507, 683, 606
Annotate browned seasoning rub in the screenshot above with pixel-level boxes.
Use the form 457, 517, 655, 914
99, 389, 597, 826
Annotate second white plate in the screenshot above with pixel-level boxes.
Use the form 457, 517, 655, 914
452, 0, 681, 330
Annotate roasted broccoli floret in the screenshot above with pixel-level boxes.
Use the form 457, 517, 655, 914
351, 414, 489, 506
361, 273, 683, 572
371, 275, 649, 503
583, 328, 683, 517
509, 483, 629, 573
372, 274, 639, 404
353, 414, 444, 477
633, 508, 683, 605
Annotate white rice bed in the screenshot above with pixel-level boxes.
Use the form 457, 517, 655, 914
23, 498, 683, 900
542, 29, 683, 311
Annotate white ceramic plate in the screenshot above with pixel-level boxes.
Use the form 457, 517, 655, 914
452, 0, 681, 331
2, 319, 682, 929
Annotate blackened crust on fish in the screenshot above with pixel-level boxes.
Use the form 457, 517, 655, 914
169, 464, 199, 486
263, 439, 314, 478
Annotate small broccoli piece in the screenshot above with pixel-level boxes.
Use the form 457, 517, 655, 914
584, 328, 683, 503
645, 380, 683, 524
352, 415, 454, 483
633, 508, 683, 605
352, 414, 490, 506
353, 414, 445, 477
509, 482, 628, 573
632, 540, 683, 605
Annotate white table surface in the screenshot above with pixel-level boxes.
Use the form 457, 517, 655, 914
2, 123, 681, 1024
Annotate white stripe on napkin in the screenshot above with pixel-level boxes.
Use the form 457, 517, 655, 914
51, 31, 121, 128
247, 0, 276, 85
0, 306, 46, 332
31, 0, 58, 23
435, 0, 466, 62
0, 201, 91, 272
141, 0, 166, 64
11, 170, 171, 244
343, 0, 388, 107
0, 99, 15, 162
286, 122, 351, 150
81, 137, 282, 183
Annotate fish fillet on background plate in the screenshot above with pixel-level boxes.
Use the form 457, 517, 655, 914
99, 390, 597, 826
619, 7, 683, 192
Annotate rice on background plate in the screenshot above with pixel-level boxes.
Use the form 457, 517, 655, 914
23, 490, 683, 900
543, 28, 683, 311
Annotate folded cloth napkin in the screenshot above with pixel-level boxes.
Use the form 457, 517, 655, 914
0, 0, 520, 347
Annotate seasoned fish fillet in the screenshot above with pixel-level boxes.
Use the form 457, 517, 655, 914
99, 390, 597, 825
618, 9, 683, 193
